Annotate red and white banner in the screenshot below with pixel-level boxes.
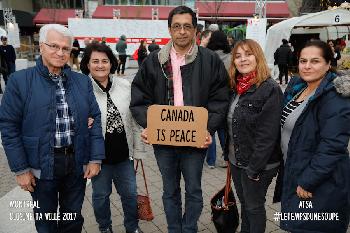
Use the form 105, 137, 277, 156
68, 18, 171, 55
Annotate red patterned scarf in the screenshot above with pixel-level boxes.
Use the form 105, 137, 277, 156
236, 71, 257, 95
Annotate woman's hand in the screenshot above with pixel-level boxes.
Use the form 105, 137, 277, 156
88, 117, 94, 129
296, 185, 313, 199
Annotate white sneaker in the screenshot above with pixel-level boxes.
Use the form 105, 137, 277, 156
208, 165, 215, 169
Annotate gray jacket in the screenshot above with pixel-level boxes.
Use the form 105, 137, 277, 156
215, 50, 231, 72
115, 35, 127, 55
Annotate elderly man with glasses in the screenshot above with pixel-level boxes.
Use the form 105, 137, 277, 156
130, 6, 229, 233
0, 24, 105, 233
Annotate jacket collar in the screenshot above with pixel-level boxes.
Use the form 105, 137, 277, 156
35, 56, 72, 80
90, 74, 116, 94
158, 39, 198, 65
285, 72, 349, 105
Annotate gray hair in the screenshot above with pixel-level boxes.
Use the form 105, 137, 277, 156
39, 24, 74, 46
208, 24, 219, 32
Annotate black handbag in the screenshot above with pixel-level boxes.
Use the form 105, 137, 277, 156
210, 162, 239, 233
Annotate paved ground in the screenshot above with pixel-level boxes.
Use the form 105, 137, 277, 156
0, 67, 349, 233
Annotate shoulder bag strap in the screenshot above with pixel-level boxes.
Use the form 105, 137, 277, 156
135, 159, 150, 197
224, 161, 232, 207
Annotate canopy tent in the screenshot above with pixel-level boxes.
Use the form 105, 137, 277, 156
265, 8, 350, 68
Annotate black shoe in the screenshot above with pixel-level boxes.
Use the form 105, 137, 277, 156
126, 228, 143, 233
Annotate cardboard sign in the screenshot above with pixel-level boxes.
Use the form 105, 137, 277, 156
147, 105, 208, 148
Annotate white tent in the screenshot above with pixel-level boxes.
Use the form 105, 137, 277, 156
0, 27, 6, 38
265, 8, 350, 68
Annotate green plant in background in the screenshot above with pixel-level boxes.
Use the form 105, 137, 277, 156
340, 58, 350, 69
223, 24, 246, 41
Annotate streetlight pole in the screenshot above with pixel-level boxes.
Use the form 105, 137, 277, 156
255, 0, 267, 18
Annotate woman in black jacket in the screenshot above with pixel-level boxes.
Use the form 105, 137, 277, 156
137, 40, 147, 67
226, 39, 283, 233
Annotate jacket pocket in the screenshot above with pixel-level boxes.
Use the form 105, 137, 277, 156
22, 136, 40, 169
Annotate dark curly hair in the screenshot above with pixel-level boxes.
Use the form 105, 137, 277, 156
80, 42, 118, 75
207, 31, 231, 54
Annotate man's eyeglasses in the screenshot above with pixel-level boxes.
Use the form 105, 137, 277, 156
43, 42, 71, 54
171, 24, 194, 32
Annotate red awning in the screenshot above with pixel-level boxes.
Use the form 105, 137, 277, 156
195, 1, 290, 18
93, 2, 289, 20
33, 8, 76, 25
92, 5, 175, 20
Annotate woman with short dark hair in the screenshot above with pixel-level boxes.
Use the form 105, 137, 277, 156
81, 43, 146, 233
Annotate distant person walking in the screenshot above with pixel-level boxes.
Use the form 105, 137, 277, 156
328, 39, 341, 69
116, 35, 128, 76
274, 39, 292, 85
200, 30, 211, 48
137, 40, 147, 67
148, 38, 160, 53
0, 36, 16, 84
70, 38, 80, 70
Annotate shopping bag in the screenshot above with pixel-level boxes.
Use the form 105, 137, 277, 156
210, 162, 239, 233
135, 159, 154, 221
132, 49, 139, 60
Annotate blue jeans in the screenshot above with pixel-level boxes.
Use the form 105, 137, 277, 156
206, 128, 226, 166
92, 160, 138, 232
153, 145, 206, 233
30, 153, 86, 233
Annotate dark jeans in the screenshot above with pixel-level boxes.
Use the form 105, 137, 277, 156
91, 160, 138, 232
3, 61, 15, 84
30, 153, 86, 233
153, 146, 206, 233
206, 128, 225, 166
231, 164, 278, 233
117, 55, 127, 74
278, 64, 289, 84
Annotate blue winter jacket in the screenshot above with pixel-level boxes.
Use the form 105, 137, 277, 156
0, 57, 105, 180
280, 72, 350, 233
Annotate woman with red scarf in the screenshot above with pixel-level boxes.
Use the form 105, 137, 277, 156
224, 39, 283, 233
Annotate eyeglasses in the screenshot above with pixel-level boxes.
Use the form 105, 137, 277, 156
171, 23, 194, 32
43, 42, 71, 54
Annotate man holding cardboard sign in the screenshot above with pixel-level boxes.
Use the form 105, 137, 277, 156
130, 6, 229, 233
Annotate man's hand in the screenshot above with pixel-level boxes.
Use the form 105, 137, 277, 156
84, 163, 101, 179
16, 171, 36, 192
88, 117, 94, 129
141, 128, 151, 144
200, 131, 212, 148
296, 185, 313, 199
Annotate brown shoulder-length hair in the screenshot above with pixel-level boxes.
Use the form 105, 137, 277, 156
228, 39, 270, 90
